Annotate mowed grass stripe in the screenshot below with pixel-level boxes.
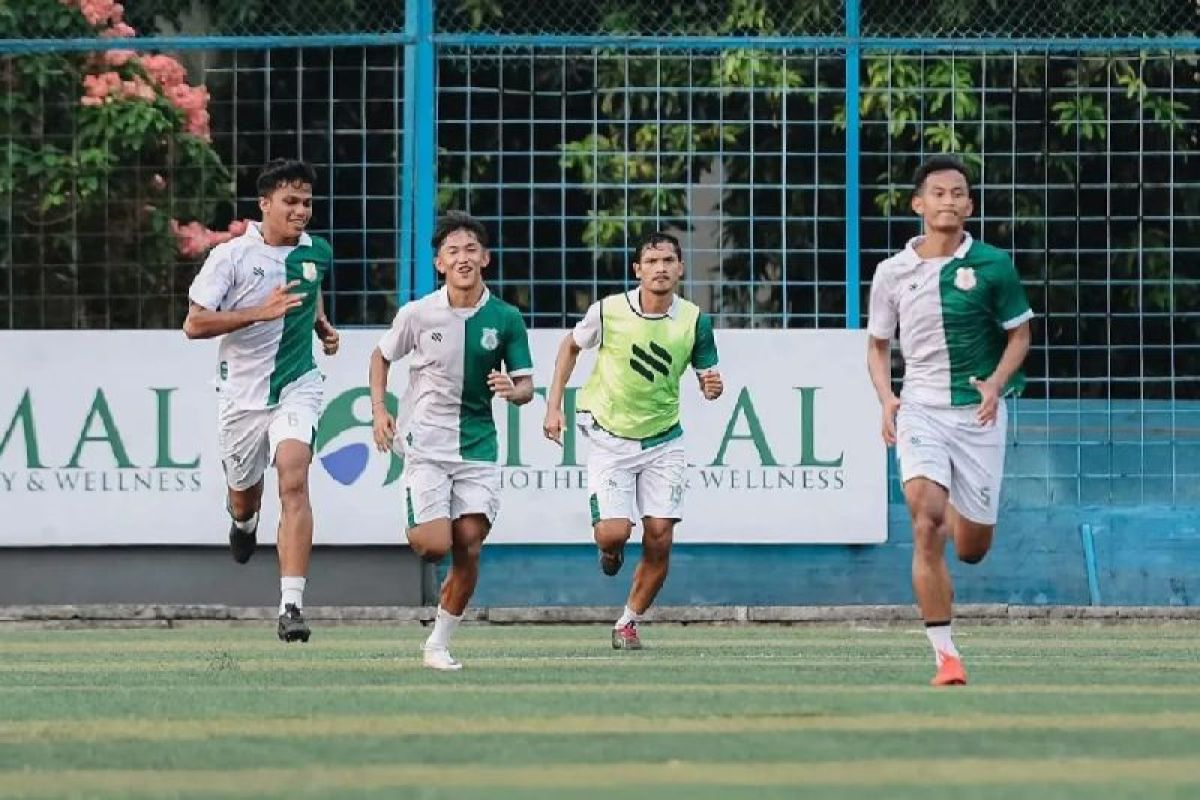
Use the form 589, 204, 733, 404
4, 682, 1200, 697
6, 712, 1200, 743
1, 636, 1198, 655
3, 656, 1200, 673
1, 758, 1199, 796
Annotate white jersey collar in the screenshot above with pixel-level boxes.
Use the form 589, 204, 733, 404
247, 221, 312, 248
437, 285, 491, 309
899, 231, 973, 265
626, 288, 679, 319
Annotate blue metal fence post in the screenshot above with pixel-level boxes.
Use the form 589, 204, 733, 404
844, 0, 862, 328
412, 0, 437, 297
399, 0, 418, 304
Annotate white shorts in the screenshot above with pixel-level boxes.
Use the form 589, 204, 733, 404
580, 416, 686, 525
217, 373, 322, 491
402, 457, 501, 528
895, 399, 1007, 525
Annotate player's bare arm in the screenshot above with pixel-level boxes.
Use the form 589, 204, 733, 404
866, 334, 901, 446
543, 332, 583, 445
368, 347, 395, 452
182, 280, 304, 339
969, 320, 1031, 426
697, 369, 724, 400
314, 292, 339, 356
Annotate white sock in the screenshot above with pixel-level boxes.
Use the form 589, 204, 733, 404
280, 576, 306, 615
425, 606, 462, 651
925, 622, 959, 664
232, 511, 258, 532
614, 605, 641, 630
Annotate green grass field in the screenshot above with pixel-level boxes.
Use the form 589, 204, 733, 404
1, 622, 1199, 799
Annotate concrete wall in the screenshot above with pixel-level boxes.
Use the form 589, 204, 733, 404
465, 507, 1197, 607
1, 506, 1196, 607
0, 546, 426, 606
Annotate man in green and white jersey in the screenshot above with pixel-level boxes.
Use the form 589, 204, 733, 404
369, 212, 534, 671
184, 159, 340, 643
867, 155, 1033, 686
543, 232, 722, 650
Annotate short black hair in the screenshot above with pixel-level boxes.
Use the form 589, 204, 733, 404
256, 159, 317, 197
912, 155, 972, 195
433, 211, 489, 250
634, 231, 682, 263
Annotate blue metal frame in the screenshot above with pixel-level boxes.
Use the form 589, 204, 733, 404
844, 0, 862, 328
4, 33, 1199, 56
0, 34, 415, 53
431, 33, 1200, 52
411, 0, 437, 298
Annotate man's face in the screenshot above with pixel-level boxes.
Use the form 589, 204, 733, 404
435, 228, 489, 291
634, 242, 684, 296
259, 180, 313, 237
911, 169, 973, 234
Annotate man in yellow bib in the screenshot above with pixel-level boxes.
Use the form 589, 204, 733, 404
543, 232, 723, 649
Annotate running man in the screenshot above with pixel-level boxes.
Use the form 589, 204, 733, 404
369, 211, 534, 671
542, 231, 722, 650
866, 155, 1033, 685
184, 158, 339, 643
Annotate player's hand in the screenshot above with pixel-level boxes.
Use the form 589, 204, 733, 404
487, 369, 519, 400
970, 376, 1001, 426
542, 407, 565, 446
371, 404, 395, 452
315, 317, 339, 355
256, 280, 304, 321
698, 369, 724, 400
881, 394, 901, 446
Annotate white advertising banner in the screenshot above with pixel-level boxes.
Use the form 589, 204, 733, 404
1, 329, 886, 545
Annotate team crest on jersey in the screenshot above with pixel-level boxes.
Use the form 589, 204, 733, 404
954, 267, 977, 291
480, 328, 499, 351
302, 261, 318, 282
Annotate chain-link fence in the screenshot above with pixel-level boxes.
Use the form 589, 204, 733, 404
437, 1, 847, 37
6, 0, 408, 38
861, 0, 1200, 38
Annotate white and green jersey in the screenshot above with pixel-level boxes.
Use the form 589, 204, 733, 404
378, 286, 533, 463
187, 222, 332, 410
867, 233, 1034, 408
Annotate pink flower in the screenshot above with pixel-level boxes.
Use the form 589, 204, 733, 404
101, 22, 136, 38
104, 49, 135, 67
141, 55, 188, 89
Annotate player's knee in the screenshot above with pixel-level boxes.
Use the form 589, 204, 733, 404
641, 520, 674, 558
277, 477, 309, 512
451, 534, 484, 562
594, 522, 632, 552
911, 517, 944, 555
227, 493, 259, 520
954, 536, 991, 564
411, 538, 450, 562
957, 547, 987, 565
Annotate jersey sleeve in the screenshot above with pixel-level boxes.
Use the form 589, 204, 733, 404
991, 256, 1035, 329
377, 303, 417, 362
866, 263, 898, 341
187, 244, 234, 311
503, 307, 534, 377
690, 311, 719, 371
571, 301, 603, 350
